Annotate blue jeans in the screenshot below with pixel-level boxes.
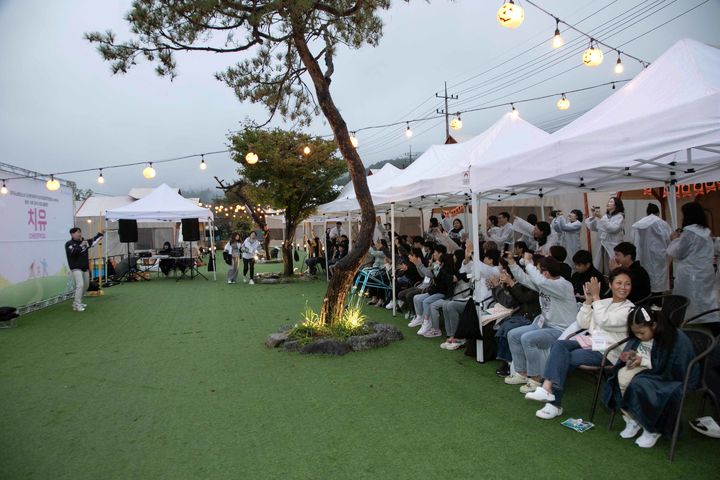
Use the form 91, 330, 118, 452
507, 324, 562, 377
414, 293, 446, 319
543, 340, 603, 406
495, 315, 532, 362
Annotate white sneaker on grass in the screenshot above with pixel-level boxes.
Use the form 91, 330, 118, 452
446, 339, 466, 350
249, 279, 255, 285
536, 403, 563, 420
620, 416, 642, 439
690, 416, 720, 438
242, 276, 247, 283
520, 379, 541, 394
525, 387, 555, 402
408, 316, 423, 328
385, 300, 395, 310
417, 319, 431, 336
504, 372, 528, 385
72, 304, 85, 312
422, 328, 442, 338
635, 429, 662, 448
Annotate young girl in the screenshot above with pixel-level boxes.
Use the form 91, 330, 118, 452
224, 232, 242, 284
241, 231, 261, 284
603, 307, 698, 448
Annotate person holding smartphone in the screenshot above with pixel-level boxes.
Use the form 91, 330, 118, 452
585, 197, 625, 274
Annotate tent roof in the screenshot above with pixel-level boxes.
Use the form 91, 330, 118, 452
75, 195, 134, 217
128, 186, 179, 200
317, 163, 402, 214
470, 39, 720, 199
106, 183, 213, 221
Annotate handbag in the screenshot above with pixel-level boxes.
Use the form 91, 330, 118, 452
222, 251, 232, 266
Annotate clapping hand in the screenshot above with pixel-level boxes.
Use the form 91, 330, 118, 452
584, 277, 601, 303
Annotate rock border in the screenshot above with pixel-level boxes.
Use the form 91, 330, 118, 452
265, 321, 403, 356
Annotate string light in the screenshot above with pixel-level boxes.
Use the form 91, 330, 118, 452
142, 163, 156, 179
46, 175, 60, 191
510, 103, 519, 118
497, 1, 525, 29
582, 39, 604, 67
556, 93, 570, 111
349, 132, 359, 148
614, 52, 624, 74
245, 151, 259, 164
200, 154, 207, 170
405, 122, 413, 138
450, 114, 462, 131
551, 19, 563, 49
303, 145, 311, 155
1, 181, 8, 195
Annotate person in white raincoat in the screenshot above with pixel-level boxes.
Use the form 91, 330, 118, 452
585, 196, 625, 274
667, 202, 719, 324
632, 203, 672, 294
552, 209, 583, 268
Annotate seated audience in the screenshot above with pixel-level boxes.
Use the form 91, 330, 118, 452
612, 242, 651, 304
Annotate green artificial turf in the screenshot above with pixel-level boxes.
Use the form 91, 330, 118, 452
1, 260, 718, 479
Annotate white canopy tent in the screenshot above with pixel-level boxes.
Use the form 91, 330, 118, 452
469, 39, 720, 228
317, 163, 403, 215
106, 183, 217, 280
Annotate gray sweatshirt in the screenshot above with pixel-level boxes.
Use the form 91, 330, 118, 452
509, 262, 576, 331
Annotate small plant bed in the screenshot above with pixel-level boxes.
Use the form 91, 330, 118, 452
253, 272, 317, 284
265, 305, 403, 356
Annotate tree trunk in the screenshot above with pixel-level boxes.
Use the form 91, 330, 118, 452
282, 220, 296, 277
292, 28, 376, 324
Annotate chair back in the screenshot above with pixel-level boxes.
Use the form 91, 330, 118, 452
644, 294, 689, 327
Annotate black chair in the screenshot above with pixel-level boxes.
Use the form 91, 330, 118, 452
642, 294, 690, 328
587, 336, 630, 422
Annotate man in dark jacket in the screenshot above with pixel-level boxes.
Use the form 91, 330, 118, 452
65, 227, 103, 312
613, 242, 652, 304
571, 249, 609, 301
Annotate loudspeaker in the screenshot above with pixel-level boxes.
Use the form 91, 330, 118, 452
181, 218, 200, 242
118, 219, 138, 243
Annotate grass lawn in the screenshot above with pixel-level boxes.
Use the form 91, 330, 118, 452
1, 260, 718, 479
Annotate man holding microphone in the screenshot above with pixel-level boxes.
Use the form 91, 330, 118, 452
65, 227, 103, 312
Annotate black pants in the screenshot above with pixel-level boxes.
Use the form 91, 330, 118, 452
242, 258, 255, 278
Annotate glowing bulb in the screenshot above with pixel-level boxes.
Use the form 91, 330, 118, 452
97, 170, 105, 184
551, 28, 564, 49
614, 55, 624, 74
1, 181, 7, 195
582, 41, 604, 67
556, 94, 570, 111
87, 219, 92, 224
143, 163, 156, 179
510, 103, 519, 119
405, 123, 413, 138
245, 152, 259, 164
303, 146, 311, 155
46, 176, 60, 191
349, 133, 358, 148
200, 156, 207, 170
450, 115, 462, 131
497, 1, 524, 29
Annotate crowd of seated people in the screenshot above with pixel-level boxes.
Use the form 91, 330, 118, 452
354, 199, 720, 448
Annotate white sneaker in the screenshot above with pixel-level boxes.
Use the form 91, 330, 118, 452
404, 311, 411, 320
620, 416, 642, 439
228, 280, 233, 284
446, 339, 466, 350
385, 300, 395, 310
520, 379, 541, 394
408, 316, 423, 328
525, 387, 555, 403
249, 279, 255, 285
635, 429, 662, 448
690, 416, 720, 438
536, 403, 563, 420
417, 319, 431, 336
504, 373, 528, 385
397, 300, 405, 308
423, 328, 442, 338
242, 277, 247, 283
73, 304, 86, 312
80, 303, 87, 307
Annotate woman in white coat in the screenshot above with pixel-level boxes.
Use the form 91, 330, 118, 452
552, 209, 583, 268
585, 196, 625, 274
632, 203, 672, 294
667, 202, 719, 324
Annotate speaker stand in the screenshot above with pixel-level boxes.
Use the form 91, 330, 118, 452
115, 242, 147, 283
176, 241, 207, 281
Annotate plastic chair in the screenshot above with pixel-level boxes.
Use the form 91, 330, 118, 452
586, 337, 630, 422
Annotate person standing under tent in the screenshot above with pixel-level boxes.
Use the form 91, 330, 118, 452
514, 213, 538, 249
632, 204, 672, 295
513, 215, 558, 256
488, 212, 514, 250
552, 209, 583, 268
65, 227, 103, 312
585, 196, 625, 274
241, 231, 262, 285
224, 232, 242, 284
441, 214, 465, 247
328, 221, 344, 259
667, 202, 720, 324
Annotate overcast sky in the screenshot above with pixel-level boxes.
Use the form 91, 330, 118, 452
1, 0, 719, 197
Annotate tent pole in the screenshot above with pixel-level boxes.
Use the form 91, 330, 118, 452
463, 203, 470, 240
470, 191, 482, 302
210, 217, 217, 281
391, 202, 396, 317
668, 183, 678, 230
419, 207, 424, 236
540, 191, 546, 222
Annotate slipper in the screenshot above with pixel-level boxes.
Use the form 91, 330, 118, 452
690, 416, 720, 439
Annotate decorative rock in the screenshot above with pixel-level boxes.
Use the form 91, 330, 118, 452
348, 332, 388, 352
300, 338, 351, 356
282, 340, 301, 352
266, 332, 289, 348
276, 324, 294, 334
373, 323, 404, 342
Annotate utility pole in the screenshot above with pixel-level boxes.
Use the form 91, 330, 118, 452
436, 81, 458, 140
405, 145, 413, 168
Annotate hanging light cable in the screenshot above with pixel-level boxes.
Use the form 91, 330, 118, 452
551, 18, 563, 49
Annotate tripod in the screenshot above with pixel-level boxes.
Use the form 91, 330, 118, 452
176, 241, 207, 281
115, 243, 146, 283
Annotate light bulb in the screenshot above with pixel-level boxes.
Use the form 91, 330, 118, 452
450, 115, 462, 131
46, 176, 60, 191
303, 146, 311, 155
97, 170, 105, 184
556, 94, 570, 111
510, 104, 519, 119
614, 55, 624, 74
350, 133, 359, 148
200, 156, 207, 170
582, 41, 604, 67
497, 1, 524, 29
1, 182, 8, 195
143, 163, 156, 179
245, 152, 259, 164
405, 123, 413, 138
551, 28, 564, 49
